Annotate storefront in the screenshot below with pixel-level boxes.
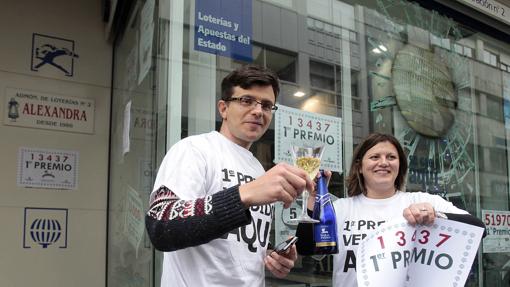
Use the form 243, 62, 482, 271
107, 0, 510, 286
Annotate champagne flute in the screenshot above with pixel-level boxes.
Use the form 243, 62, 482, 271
289, 144, 324, 223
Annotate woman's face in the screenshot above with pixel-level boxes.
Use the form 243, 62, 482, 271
360, 141, 400, 198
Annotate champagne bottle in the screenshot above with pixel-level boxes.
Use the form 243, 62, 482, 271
312, 170, 339, 254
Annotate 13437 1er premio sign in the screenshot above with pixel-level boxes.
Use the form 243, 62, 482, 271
18, 147, 79, 190
4, 87, 95, 134
356, 217, 484, 287
275, 105, 342, 172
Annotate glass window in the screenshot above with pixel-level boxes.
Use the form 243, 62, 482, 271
487, 94, 504, 122
488, 147, 507, 174
120, 1, 510, 287
108, 1, 161, 286
464, 46, 473, 57
266, 48, 296, 83
454, 43, 463, 54
250, 44, 296, 83
484, 49, 498, 66
261, 0, 293, 9
252, 44, 264, 67
310, 60, 335, 91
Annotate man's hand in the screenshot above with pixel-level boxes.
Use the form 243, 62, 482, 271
403, 202, 436, 226
239, 162, 314, 208
265, 244, 297, 278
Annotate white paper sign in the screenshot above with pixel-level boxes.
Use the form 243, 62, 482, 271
275, 105, 342, 172
122, 100, 131, 155
482, 209, 510, 253
357, 217, 484, 287
4, 88, 95, 134
123, 185, 145, 257
138, 0, 155, 84
18, 147, 79, 190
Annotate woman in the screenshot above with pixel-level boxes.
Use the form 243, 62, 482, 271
296, 133, 485, 286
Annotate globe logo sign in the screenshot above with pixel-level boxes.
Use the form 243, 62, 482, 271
29, 218, 62, 248
23, 207, 68, 249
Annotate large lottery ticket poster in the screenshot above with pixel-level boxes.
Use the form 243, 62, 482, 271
357, 218, 484, 287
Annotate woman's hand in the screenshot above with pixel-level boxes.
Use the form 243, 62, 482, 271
403, 202, 436, 226
307, 170, 333, 210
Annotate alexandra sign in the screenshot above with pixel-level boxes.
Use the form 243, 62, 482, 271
4, 88, 95, 134
457, 0, 510, 25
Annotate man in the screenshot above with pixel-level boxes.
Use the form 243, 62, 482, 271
146, 65, 313, 286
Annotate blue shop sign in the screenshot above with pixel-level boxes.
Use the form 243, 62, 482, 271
194, 0, 252, 62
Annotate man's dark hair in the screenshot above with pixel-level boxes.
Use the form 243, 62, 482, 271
346, 133, 408, 197
221, 65, 280, 101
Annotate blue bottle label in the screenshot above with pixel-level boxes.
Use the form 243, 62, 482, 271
314, 224, 337, 245
313, 194, 338, 246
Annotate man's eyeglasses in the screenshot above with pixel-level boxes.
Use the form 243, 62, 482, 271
225, 96, 278, 112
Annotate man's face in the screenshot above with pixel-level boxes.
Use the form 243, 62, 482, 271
218, 85, 276, 149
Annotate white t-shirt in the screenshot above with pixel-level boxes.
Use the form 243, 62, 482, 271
331, 191, 467, 287
152, 131, 272, 287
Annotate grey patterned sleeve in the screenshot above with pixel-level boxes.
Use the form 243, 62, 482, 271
145, 185, 252, 252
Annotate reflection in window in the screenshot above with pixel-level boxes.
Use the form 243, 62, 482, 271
310, 60, 335, 91
251, 44, 296, 83
464, 46, 473, 57
486, 94, 503, 122
261, 0, 293, 9
488, 147, 507, 174
500, 61, 510, 73
266, 48, 296, 82
483, 49, 498, 67
252, 45, 264, 67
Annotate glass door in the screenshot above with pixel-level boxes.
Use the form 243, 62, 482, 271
107, 0, 174, 286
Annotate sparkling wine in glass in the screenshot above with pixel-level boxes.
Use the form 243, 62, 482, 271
289, 144, 324, 223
